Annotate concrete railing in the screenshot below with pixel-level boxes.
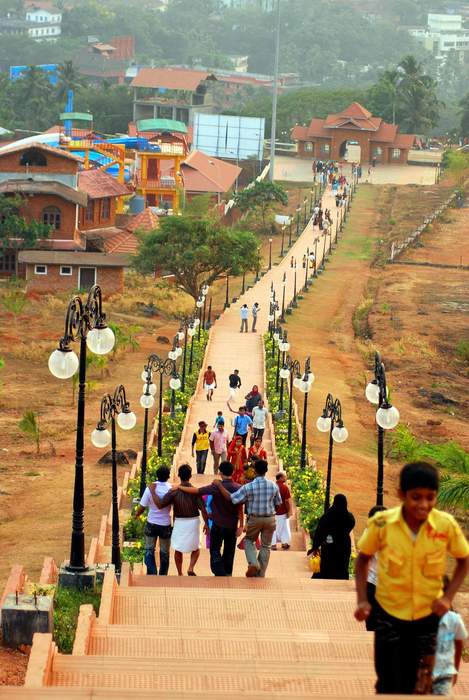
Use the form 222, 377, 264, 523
389, 192, 456, 262
24, 633, 57, 688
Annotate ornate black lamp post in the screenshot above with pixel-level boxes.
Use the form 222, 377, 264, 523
268, 237, 273, 270
91, 385, 136, 573
317, 394, 349, 511
206, 297, 212, 328
280, 225, 286, 258
296, 205, 301, 236
139, 354, 174, 495
309, 188, 314, 215
303, 196, 308, 227
298, 357, 314, 469
167, 343, 182, 418
303, 248, 315, 291
277, 331, 290, 412
48, 285, 115, 574
313, 237, 318, 276
196, 294, 204, 341
224, 274, 230, 309
177, 317, 192, 392
188, 318, 198, 374
280, 356, 300, 445
288, 216, 293, 247
274, 325, 283, 390
292, 260, 298, 307
280, 271, 287, 322
201, 283, 209, 329
365, 352, 400, 506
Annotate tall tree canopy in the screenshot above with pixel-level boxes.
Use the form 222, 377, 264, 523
233, 180, 288, 232
0, 195, 51, 248
133, 216, 260, 300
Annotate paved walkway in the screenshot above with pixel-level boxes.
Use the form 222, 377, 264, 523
177, 182, 342, 477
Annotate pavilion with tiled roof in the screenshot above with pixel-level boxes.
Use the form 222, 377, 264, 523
291, 102, 416, 164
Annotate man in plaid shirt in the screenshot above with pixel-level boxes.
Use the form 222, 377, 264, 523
215, 459, 281, 577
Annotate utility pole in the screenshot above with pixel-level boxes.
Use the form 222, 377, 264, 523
269, 0, 281, 182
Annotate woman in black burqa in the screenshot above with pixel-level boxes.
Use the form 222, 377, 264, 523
311, 494, 355, 579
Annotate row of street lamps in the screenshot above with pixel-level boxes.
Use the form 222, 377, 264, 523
48, 281, 213, 577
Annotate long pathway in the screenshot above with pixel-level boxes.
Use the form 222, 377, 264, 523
177, 184, 342, 475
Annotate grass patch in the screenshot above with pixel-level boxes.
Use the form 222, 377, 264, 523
455, 340, 469, 364
54, 584, 102, 654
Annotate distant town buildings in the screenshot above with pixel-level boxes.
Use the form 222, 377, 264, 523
409, 13, 469, 61
0, 1, 62, 41
218, 0, 275, 9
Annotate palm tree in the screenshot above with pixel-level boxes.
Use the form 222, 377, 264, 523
56, 61, 86, 102
395, 55, 441, 133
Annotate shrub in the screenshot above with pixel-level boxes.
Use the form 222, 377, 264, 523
53, 585, 101, 654
455, 340, 469, 364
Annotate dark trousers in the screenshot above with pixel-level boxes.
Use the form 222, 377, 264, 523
209, 522, 237, 576
196, 449, 208, 474
374, 603, 439, 695
365, 582, 377, 632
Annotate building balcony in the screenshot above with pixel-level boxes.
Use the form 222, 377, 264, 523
135, 174, 181, 191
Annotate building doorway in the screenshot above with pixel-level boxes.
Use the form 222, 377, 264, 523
78, 266, 97, 291
339, 140, 361, 163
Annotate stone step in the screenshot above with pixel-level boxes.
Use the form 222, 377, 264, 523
6, 692, 469, 700
50, 656, 377, 694
88, 625, 373, 660
129, 575, 355, 591
114, 584, 356, 601
110, 590, 358, 631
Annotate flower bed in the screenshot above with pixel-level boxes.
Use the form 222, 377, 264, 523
264, 333, 325, 540
122, 330, 208, 562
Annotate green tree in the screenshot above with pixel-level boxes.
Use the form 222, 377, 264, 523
444, 150, 469, 185
233, 180, 288, 232
56, 60, 86, 101
19, 410, 40, 454
460, 93, 469, 139
0, 195, 51, 249
133, 216, 260, 300
396, 55, 441, 133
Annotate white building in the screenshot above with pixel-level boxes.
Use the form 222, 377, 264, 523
25, 3, 62, 40
409, 13, 469, 60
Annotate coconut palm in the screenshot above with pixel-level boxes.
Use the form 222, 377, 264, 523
56, 61, 86, 102
459, 92, 469, 139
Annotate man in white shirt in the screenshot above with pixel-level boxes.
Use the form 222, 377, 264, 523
240, 304, 249, 333
251, 400, 268, 443
251, 302, 260, 333
133, 466, 172, 575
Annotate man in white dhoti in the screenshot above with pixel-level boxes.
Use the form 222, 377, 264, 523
271, 472, 292, 550
150, 464, 208, 576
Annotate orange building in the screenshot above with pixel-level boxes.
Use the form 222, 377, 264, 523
292, 102, 416, 165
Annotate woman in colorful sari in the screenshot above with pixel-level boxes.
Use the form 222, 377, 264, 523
227, 435, 247, 484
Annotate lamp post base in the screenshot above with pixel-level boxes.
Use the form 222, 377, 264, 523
59, 563, 97, 590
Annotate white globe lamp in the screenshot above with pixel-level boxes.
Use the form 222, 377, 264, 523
117, 410, 137, 430
86, 325, 115, 355
48, 348, 79, 379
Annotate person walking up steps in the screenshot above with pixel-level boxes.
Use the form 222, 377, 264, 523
150, 464, 209, 576
271, 472, 292, 551
251, 302, 260, 332
191, 420, 210, 474
355, 462, 469, 695
133, 466, 172, 575
215, 459, 281, 578
178, 461, 244, 577
209, 418, 229, 475
203, 365, 217, 401
240, 303, 249, 333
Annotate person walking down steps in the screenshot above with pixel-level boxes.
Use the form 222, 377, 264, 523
191, 421, 210, 474
240, 304, 249, 333
251, 302, 260, 332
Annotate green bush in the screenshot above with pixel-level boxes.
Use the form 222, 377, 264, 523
263, 333, 325, 541
455, 340, 469, 364
53, 585, 101, 654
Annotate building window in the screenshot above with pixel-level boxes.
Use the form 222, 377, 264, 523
304, 142, 313, 152
86, 200, 95, 222
20, 148, 47, 167
0, 253, 16, 272
373, 146, 383, 156
392, 148, 401, 159
321, 143, 330, 153
101, 198, 111, 220
34, 264, 47, 275
60, 265, 72, 276
42, 206, 61, 229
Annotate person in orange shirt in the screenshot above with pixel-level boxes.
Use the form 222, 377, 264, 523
355, 462, 469, 695
203, 365, 217, 401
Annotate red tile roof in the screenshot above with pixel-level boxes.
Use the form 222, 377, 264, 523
78, 169, 130, 199
84, 227, 139, 255
183, 150, 241, 194
373, 122, 399, 143
291, 125, 309, 141
394, 133, 416, 149
338, 102, 372, 119
0, 141, 83, 162
130, 67, 216, 91
126, 208, 159, 233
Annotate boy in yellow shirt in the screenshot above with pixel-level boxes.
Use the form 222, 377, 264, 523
355, 462, 469, 695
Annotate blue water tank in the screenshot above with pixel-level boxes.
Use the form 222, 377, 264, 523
129, 195, 145, 214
